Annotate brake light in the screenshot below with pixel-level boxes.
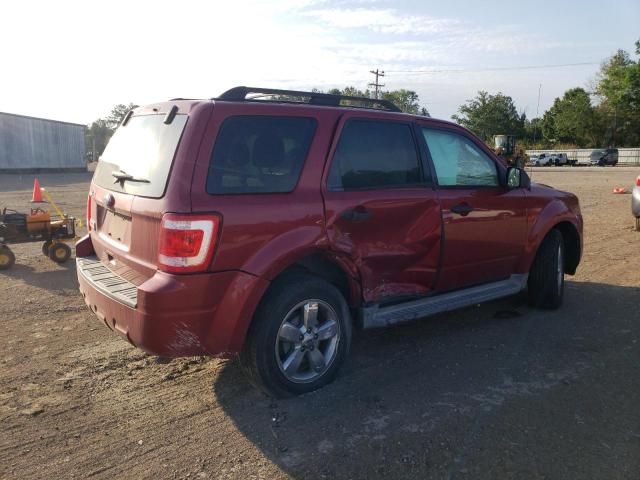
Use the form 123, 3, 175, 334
158, 213, 221, 273
636, 176, 640, 187
86, 194, 92, 232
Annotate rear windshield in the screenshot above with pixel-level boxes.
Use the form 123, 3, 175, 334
94, 114, 187, 198
206, 116, 317, 194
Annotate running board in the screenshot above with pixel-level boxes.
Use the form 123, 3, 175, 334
361, 274, 528, 329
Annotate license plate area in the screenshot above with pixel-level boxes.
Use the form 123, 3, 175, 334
98, 209, 132, 248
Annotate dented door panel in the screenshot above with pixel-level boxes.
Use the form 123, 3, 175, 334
324, 189, 442, 303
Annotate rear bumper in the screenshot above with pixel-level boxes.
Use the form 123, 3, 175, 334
76, 242, 269, 357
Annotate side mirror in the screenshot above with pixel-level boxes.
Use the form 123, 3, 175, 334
506, 167, 528, 189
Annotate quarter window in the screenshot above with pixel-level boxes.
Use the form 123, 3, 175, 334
422, 128, 498, 187
206, 116, 316, 194
327, 119, 423, 191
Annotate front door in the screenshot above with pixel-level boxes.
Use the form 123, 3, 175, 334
322, 116, 442, 303
419, 125, 528, 291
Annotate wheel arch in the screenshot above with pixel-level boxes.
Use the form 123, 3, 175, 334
519, 199, 582, 276
265, 251, 362, 309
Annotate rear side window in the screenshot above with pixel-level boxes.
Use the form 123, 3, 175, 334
327, 119, 423, 191
94, 114, 188, 198
422, 128, 498, 187
206, 116, 316, 194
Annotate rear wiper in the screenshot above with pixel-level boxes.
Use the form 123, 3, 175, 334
112, 169, 150, 185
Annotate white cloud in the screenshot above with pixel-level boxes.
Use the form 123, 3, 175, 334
302, 7, 461, 34
0, 0, 603, 123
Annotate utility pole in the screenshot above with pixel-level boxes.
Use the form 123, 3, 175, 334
369, 69, 385, 99
532, 83, 542, 145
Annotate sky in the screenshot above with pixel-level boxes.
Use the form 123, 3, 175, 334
1, 0, 638, 124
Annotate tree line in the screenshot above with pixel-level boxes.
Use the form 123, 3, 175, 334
85, 39, 639, 160
85, 103, 138, 161
454, 39, 640, 149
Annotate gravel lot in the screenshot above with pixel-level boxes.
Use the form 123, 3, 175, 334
1, 167, 639, 479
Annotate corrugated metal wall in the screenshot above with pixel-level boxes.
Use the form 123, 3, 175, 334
0, 112, 86, 170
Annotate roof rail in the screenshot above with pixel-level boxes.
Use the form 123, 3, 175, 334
215, 86, 402, 113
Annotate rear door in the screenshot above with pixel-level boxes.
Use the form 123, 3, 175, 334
322, 115, 442, 303
418, 125, 528, 291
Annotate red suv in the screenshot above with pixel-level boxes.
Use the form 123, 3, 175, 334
77, 87, 583, 397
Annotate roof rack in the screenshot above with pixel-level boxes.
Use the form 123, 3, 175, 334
215, 86, 402, 113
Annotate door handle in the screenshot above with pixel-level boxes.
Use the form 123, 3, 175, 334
450, 203, 474, 216
340, 206, 372, 222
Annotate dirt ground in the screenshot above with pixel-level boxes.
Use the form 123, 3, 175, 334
1, 168, 639, 480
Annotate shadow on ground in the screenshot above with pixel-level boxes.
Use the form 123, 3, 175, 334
213, 281, 640, 479
3, 260, 78, 291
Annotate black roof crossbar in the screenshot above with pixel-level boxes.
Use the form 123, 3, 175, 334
215, 86, 402, 113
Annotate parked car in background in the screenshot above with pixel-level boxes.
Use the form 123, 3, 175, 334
553, 153, 575, 166
76, 86, 583, 397
633, 176, 640, 231
530, 153, 554, 166
589, 148, 618, 166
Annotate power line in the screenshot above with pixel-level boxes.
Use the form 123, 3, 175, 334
368, 69, 385, 99
387, 61, 599, 75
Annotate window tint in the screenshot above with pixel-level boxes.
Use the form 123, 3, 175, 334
206, 116, 316, 194
328, 119, 422, 190
422, 128, 498, 187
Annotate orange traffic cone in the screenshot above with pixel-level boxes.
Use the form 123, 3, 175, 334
31, 178, 45, 203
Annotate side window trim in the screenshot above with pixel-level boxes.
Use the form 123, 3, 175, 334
412, 122, 437, 188
326, 117, 430, 192
420, 125, 503, 189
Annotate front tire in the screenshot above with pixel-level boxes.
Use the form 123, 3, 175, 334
0, 246, 15, 270
528, 229, 564, 309
240, 274, 352, 398
49, 243, 71, 263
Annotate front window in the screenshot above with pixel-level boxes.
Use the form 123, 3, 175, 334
422, 128, 498, 187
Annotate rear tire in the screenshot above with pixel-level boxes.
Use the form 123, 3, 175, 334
240, 273, 352, 398
0, 246, 16, 271
49, 243, 71, 263
635, 217, 640, 232
528, 229, 564, 309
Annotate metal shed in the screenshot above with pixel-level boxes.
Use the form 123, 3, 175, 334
0, 112, 86, 172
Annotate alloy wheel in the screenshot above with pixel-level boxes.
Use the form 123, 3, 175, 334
275, 299, 340, 383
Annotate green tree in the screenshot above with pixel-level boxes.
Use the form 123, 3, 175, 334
523, 117, 543, 144
540, 88, 600, 147
321, 87, 429, 114
85, 103, 138, 161
382, 89, 421, 114
105, 103, 139, 130
595, 41, 640, 146
340, 86, 371, 98
452, 91, 524, 141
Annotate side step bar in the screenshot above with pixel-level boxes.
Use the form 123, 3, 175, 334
361, 274, 528, 329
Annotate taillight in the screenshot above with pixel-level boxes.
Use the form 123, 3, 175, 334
636, 176, 640, 187
158, 213, 221, 273
86, 194, 92, 232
